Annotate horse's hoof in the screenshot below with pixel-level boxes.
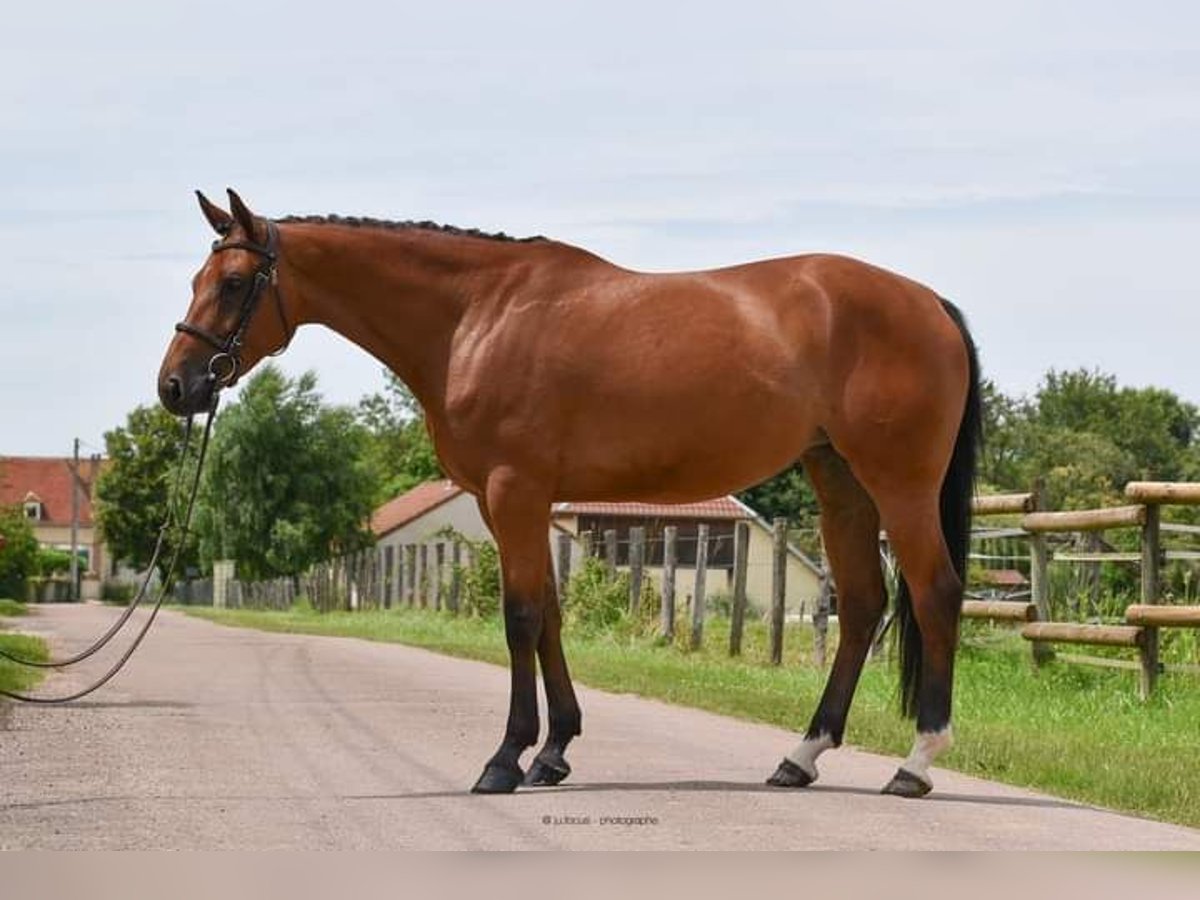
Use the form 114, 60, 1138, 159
471, 762, 524, 794
766, 758, 814, 788
525, 755, 571, 787
881, 768, 932, 798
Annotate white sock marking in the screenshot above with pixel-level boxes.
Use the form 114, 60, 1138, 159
901, 726, 954, 786
785, 732, 836, 780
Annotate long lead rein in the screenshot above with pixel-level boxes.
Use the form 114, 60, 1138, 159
0, 406, 216, 703
0, 417, 197, 669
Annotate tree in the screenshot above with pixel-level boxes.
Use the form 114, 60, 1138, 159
0, 504, 39, 599
737, 463, 819, 526
357, 369, 442, 500
195, 365, 377, 580
94, 404, 200, 582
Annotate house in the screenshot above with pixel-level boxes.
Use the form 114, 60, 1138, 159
0, 455, 109, 600
371, 479, 490, 547
551, 497, 825, 616
371, 480, 825, 617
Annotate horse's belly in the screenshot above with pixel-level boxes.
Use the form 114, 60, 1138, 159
555, 396, 819, 503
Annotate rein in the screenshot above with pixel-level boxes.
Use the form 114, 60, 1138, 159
0, 220, 291, 703
0, 418, 198, 670
0, 403, 216, 703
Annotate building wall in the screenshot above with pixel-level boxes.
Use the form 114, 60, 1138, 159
374, 493, 491, 555
31, 522, 106, 600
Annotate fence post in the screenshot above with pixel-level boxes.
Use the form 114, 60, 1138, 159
1140, 503, 1161, 700
729, 521, 750, 656
814, 572, 831, 668
401, 545, 413, 606
433, 542, 445, 611
690, 523, 709, 650
417, 547, 427, 609
604, 529, 618, 580
770, 518, 787, 666
661, 525, 677, 643
449, 540, 462, 614
1029, 533, 1053, 665
556, 531, 573, 601
629, 526, 645, 614
383, 546, 394, 609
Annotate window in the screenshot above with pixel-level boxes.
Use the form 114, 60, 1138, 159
23, 500, 42, 521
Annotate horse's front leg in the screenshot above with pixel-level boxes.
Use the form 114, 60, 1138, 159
470, 472, 553, 794
525, 560, 582, 786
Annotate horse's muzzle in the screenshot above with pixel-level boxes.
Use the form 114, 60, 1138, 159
157, 365, 215, 417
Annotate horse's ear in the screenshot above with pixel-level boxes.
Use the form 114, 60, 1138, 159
196, 190, 233, 236
226, 188, 263, 242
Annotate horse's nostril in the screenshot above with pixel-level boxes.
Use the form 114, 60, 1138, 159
167, 376, 184, 402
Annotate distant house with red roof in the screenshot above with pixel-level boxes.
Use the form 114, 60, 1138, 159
0, 455, 109, 599
371, 480, 824, 616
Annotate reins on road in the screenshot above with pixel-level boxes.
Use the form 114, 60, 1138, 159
0, 399, 217, 704
0, 417, 197, 670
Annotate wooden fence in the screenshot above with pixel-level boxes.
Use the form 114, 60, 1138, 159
178, 480, 1200, 698
201, 520, 825, 666
964, 482, 1200, 699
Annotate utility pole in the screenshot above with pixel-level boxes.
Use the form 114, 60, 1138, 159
69, 438, 81, 601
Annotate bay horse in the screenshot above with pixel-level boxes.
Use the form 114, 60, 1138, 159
159, 189, 981, 797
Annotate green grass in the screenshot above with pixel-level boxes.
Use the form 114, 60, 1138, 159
0, 599, 47, 694
181, 605, 1200, 829
0, 598, 29, 617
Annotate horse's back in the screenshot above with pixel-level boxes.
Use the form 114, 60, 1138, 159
445, 248, 968, 502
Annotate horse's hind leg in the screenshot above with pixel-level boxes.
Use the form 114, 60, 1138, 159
767, 445, 887, 788
872, 495, 962, 798
525, 560, 582, 786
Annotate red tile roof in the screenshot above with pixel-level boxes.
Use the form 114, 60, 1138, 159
371, 479, 465, 536
0, 456, 100, 527
552, 497, 748, 521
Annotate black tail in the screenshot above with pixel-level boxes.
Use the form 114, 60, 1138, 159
896, 298, 982, 719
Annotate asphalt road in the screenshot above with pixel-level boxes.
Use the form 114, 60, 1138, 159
2, 603, 1198, 850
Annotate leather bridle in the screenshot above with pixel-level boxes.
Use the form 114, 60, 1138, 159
175, 220, 293, 387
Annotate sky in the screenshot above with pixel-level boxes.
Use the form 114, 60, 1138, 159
2, 1, 1198, 457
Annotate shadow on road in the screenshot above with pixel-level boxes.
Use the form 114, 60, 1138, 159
366, 779, 1083, 812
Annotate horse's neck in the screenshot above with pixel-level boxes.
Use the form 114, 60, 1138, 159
279, 223, 513, 414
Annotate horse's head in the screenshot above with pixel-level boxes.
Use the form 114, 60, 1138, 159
157, 189, 293, 416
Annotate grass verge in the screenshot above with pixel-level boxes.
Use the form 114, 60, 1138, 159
0, 599, 48, 695
181, 605, 1200, 829
0, 598, 29, 618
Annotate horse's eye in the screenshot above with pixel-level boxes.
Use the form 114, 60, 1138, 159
221, 276, 244, 296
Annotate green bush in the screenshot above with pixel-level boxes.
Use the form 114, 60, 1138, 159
0, 506, 39, 599
564, 558, 628, 633
36, 548, 74, 576
102, 581, 136, 605
0, 598, 27, 617
457, 538, 501, 619
563, 558, 661, 638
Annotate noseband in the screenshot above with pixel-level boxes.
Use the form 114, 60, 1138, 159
175, 220, 294, 386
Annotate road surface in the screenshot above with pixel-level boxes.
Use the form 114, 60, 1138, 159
2, 603, 1198, 849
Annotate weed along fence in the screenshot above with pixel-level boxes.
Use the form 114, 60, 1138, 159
966, 482, 1200, 699
559, 520, 810, 663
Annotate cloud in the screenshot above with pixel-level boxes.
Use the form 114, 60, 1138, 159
1, 0, 1199, 454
